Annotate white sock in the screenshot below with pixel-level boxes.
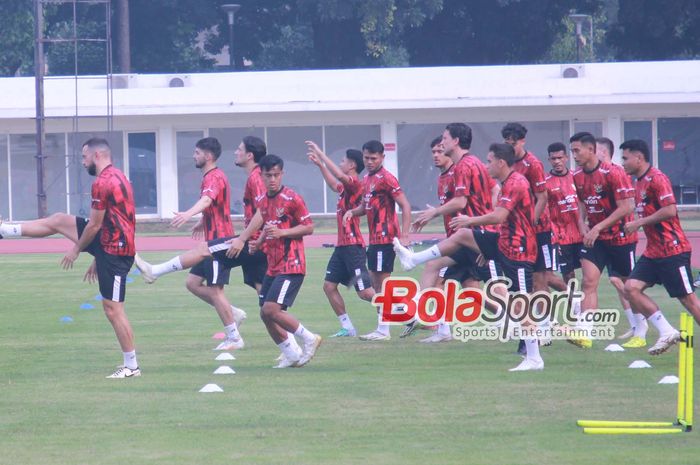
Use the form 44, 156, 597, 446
123, 350, 138, 370
412, 245, 442, 266
633, 313, 648, 338
376, 312, 390, 335
624, 308, 636, 329
338, 314, 354, 331
286, 332, 301, 351
648, 311, 675, 337
224, 322, 240, 340
0, 223, 21, 237
437, 322, 451, 337
524, 338, 542, 361
572, 299, 581, 316
294, 324, 316, 344
277, 339, 300, 360
152, 256, 183, 277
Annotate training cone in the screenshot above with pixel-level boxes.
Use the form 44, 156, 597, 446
628, 360, 652, 368
213, 365, 236, 375
215, 353, 235, 361
605, 344, 624, 352
659, 375, 679, 384
199, 383, 224, 393
212, 332, 226, 340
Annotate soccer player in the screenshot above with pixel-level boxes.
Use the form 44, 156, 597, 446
394, 143, 544, 371
306, 141, 374, 337
568, 132, 638, 349
343, 140, 412, 341
169, 137, 245, 351
234, 136, 270, 293
0, 138, 140, 378
620, 139, 700, 354
596, 136, 645, 342
229, 154, 322, 367
545, 143, 583, 284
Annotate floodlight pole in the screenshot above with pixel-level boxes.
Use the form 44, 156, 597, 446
34, 0, 48, 218
569, 13, 591, 63
222, 4, 241, 71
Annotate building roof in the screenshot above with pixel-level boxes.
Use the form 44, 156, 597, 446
1, 60, 699, 119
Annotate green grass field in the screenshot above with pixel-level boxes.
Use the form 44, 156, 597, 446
1, 249, 699, 465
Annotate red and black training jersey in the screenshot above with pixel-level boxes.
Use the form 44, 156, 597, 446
258, 186, 313, 276
243, 165, 266, 242
336, 176, 365, 247
635, 166, 691, 259
457, 154, 498, 233
545, 170, 583, 246
362, 166, 403, 245
90, 164, 136, 256
574, 161, 637, 245
496, 171, 536, 263
200, 167, 233, 241
513, 151, 550, 234
436, 163, 459, 237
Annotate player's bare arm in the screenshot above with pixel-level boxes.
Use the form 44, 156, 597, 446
624, 204, 677, 235
583, 197, 634, 247
449, 206, 508, 230
61, 208, 105, 270
170, 195, 213, 228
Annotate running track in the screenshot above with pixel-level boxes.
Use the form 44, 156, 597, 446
2, 232, 700, 268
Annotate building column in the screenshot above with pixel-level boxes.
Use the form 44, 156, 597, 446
158, 126, 178, 218
604, 115, 623, 164
380, 121, 399, 178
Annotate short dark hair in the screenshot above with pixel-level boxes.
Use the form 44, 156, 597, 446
362, 140, 384, 154
547, 142, 567, 155
489, 142, 516, 166
620, 139, 650, 162
243, 136, 267, 163
569, 132, 597, 149
430, 136, 443, 148
345, 149, 365, 173
445, 123, 472, 149
83, 137, 111, 153
259, 154, 284, 171
596, 137, 614, 156
195, 137, 222, 160
501, 123, 527, 141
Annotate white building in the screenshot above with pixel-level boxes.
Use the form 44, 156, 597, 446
1, 60, 699, 220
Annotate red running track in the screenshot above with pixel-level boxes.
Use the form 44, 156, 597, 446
2, 233, 700, 268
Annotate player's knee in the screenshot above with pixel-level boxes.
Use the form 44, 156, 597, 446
260, 303, 279, 319
623, 280, 640, 297
358, 288, 374, 301
323, 281, 337, 295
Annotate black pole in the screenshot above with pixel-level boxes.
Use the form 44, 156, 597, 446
229, 21, 235, 71
34, 0, 48, 218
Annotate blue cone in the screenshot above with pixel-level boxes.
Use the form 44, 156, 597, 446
94, 294, 103, 301
80, 303, 95, 310
126, 277, 134, 284
131, 269, 141, 275
60, 316, 74, 323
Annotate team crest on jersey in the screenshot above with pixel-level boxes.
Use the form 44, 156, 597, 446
275, 207, 285, 218
594, 184, 603, 194
640, 190, 647, 200
370, 184, 376, 192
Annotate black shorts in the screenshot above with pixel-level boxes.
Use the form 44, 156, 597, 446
580, 241, 636, 278
190, 257, 231, 287
555, 242, 583, 275
472, 229, 532, 292
445, 245, 500, 283
77, 217, 133, 302
207, 237, 266, 288
259, 274, 304, 309
535, 232, 555, 272
325, 245, 372, 291
629, 252, 695, 298
367, 244, 395, 273
242, 250, 267, 289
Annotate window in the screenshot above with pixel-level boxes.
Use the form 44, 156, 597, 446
323, 125, 381, 213
623, 121, 653, 150
176, 131, 205, 212
573, 121, 603, 137
267, 126, 324, 212
128, 132, 157, 214
658, 118, 700, 205
10, 133, 67, 220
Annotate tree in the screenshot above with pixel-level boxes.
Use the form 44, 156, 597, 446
0, 0, 35, 76
607, 0, 700, 60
